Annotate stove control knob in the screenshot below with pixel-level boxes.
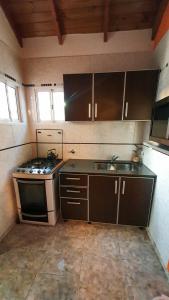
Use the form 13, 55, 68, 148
22, 169, 25, 173
43, 170, 46, 174
17, 169, 21, 172
38, 170, 41, 174
29, 170, 33, 173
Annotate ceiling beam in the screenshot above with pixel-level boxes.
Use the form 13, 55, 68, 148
49, 0, 63, 45
152, 0, 169, 40
103, 0, 110, 42
0, 1, 23, 47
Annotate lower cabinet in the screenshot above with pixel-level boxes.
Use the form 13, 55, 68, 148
61, 198, 87, 220
60, 173, 155, 226
60, 173, 88, 221
89, 176, 118, 223
118, 177, 154, 226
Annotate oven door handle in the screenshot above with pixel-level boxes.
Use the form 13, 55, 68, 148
17, 180, 44, 185
22, 212, 48, 218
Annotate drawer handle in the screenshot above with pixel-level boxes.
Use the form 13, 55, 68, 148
115, 180, 118, 194
66, 177, 80, 180
95, 103, 98, 118
88, 103, 91, 118
66, 190, 81, 193
67, 201, 80, 205
125, 102, 128, 118
122, 180, 126, 195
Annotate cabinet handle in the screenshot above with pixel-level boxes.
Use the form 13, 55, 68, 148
114, 180, 118, 194
66, 177, 80, 180
122, 180, 126, 195
66, 189, 81, 193
88, 103, 91, 118
67, 201, 80, 205
125, 102, 128, 118
95, 103, 98, 118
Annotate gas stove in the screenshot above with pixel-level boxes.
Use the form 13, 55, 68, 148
13, 157, 63, 179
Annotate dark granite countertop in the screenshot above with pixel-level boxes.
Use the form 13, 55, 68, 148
59, 159, 156, 178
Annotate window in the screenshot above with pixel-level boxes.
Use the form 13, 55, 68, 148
0, 82, 9, 120
0, 81, 20, 122
37, 89, 65, 121
38, 91, 51, 121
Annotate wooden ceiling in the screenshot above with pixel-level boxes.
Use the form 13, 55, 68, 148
0, 0, 168, 47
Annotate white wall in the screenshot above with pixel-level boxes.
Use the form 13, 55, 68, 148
143, 30, 169, 275
22, 29, 153, 58
143, 146, 169, 274
155, 30, 169, 100
0, 8, 32, 238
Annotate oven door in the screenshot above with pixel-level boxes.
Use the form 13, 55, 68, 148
17, 179, 48, 222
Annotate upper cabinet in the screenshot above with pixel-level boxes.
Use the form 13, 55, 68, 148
94, 72, 124, 121
64, 73, 92, 121
123, 70, 159, 120
63, 70, 158, 122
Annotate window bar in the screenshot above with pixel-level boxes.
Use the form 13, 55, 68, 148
5, 83, 12, 121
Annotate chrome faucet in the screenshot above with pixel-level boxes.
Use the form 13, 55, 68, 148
111, 155, 119, 163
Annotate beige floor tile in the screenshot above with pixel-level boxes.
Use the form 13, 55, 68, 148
80, 254, 125, 296
0, 247, 46, 273
125, 273, 169, 300
40, 248, 83, 276
26, 272, 79, 300
117, 225, 149, 242
0, 270, 35, 300
56, 220, 90, 238
84, 233, 120, 259
0, 221, 168, 300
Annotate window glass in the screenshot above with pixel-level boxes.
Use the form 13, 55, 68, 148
7, 86, 19, 121
0, 82, 10, 120
53, 91, 65, 121
37, 91, 51, 121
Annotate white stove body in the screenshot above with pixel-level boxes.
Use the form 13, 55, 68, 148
13, 161, 63, 226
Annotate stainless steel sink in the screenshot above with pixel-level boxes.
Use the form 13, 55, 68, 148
94, 161, 139, 172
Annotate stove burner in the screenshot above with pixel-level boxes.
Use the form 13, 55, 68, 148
16, 157, 62, 175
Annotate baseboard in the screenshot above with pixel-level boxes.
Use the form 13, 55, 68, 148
0, 219, 16, 242
146, 228, 169, 281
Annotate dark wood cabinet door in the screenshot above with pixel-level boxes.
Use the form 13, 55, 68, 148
63, 73, 92, 121
61, 198, 87, 220
89, 176, 119, 223
124, 70, 158, 120
118, 177, 154, 226
94, 72, 124, 120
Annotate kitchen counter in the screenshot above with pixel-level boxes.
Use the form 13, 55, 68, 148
59, 159, 156, 177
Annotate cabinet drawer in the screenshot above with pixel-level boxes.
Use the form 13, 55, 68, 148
60, 186, 87, 199
60, 174, 87, 186
61, 198, 87, 220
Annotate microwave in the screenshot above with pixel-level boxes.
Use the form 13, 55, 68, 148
150, 96, 169, 147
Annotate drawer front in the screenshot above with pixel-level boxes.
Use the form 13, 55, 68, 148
61, 198, 87, 220
60, 174, 87, 186
60, 186, 87, 199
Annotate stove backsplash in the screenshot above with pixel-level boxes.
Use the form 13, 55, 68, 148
36, 129, 63, 159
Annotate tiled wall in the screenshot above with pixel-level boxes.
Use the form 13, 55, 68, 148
31, 121, 146, 161
0, 8, 32, 238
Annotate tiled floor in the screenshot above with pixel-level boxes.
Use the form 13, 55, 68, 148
0, 221, 169, 300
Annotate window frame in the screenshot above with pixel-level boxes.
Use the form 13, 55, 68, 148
35, 86, 65, 122
0, 78, 22, 123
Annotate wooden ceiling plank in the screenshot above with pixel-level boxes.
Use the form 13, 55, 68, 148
103, 0, 110, 42
0, 0, 23, 47
152, 0, 169, 39
49, 0, 63, 44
